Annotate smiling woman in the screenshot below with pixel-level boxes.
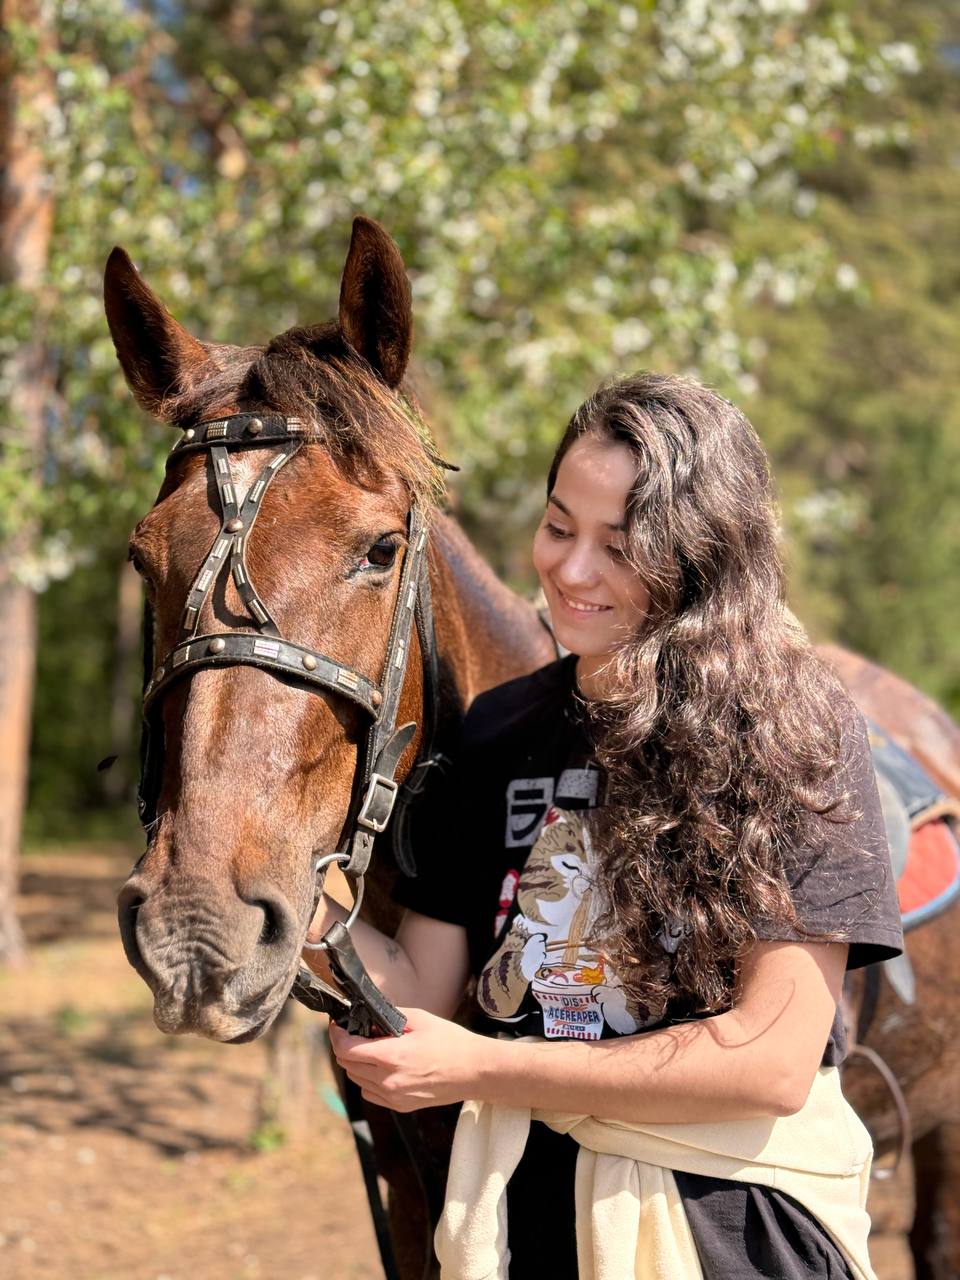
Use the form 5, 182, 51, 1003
312, 372, 902, 1280
532, 434, 651, 697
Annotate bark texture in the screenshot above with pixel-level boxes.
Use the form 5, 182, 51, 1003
0, 0, 56, 964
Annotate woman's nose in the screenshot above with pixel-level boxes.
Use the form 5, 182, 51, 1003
556, 540, 602, 588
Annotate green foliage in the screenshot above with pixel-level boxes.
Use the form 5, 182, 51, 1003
26, 553, 144, 840
8, 0, 958, 830
743, 0, 960, 713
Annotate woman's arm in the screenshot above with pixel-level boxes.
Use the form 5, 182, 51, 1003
305, 897, 470, 1019
329, 939, 849, 1122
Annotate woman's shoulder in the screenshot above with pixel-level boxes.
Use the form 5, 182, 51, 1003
828, 694, 887, 822
835, 694, 872, 763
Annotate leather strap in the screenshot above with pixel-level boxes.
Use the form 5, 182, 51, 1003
317, 922, 407, 1038
144, 631, 382, 717
341, 507, 430, 878
390, 541, 449, 878
168, 412, 310, 462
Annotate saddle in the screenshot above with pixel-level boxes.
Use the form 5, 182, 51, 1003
868, 720, 960, 1003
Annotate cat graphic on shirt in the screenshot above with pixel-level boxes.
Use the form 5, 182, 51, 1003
478, 807, 650, 1038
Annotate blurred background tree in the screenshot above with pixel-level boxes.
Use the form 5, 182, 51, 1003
1, 0, 956, 874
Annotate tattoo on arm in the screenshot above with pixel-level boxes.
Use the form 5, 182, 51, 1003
385, 938, 400, 964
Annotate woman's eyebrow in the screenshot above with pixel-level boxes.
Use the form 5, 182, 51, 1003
548, 493, 625, 532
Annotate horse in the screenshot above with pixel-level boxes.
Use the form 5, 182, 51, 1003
106, 216, 555, 1273
106, 218, 959, 1280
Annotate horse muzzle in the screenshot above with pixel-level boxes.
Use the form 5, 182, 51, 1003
117, 870, 303, 1041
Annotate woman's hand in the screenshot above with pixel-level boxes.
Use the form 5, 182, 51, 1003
328, 1008, 496, 1112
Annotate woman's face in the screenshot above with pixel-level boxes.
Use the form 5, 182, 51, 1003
533, 433, 650, 687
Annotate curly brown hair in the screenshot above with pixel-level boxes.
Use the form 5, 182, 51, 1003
549, 373, 859, 1018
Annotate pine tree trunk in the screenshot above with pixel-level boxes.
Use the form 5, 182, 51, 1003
0, 0, 56, 965
0, 585, 33, 964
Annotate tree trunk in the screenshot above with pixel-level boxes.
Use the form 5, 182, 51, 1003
0, 586, 34, 963
0, 0, 56, 964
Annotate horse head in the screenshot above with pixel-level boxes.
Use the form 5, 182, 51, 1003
107, 218, 443, 1043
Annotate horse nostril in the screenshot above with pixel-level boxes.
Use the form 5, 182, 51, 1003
117, 883, 150, 979
246, 889, 297, 949
256, 899, 282, 946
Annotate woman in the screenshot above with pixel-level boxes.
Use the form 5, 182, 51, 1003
308, 374, 902, 1279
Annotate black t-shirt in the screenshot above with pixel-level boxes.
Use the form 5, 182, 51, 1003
396, 653, 903, 1065
394, 655, 902, 1278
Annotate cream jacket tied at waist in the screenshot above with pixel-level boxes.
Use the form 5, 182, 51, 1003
435, 1063, 877, 1280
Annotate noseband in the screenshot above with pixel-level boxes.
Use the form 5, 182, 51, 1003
138, 411, 435, 1037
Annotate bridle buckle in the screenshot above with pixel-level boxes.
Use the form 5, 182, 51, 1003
356, 773, 400, 834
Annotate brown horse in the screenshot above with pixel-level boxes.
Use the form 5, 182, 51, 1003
107, 220, 959, 1280
107, 216, 555, 1270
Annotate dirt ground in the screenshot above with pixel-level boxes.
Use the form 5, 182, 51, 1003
0, 847, 381, 1280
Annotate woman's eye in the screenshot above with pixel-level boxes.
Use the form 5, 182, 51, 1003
607, 544, 628, 562
545, 522, 571, 539
358, 537, 398, 571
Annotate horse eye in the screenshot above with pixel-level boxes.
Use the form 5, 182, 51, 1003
128, 547, 149, 579
362, 537, 398, 570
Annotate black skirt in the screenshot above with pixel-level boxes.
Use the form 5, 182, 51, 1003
505, 1122, 855, 1279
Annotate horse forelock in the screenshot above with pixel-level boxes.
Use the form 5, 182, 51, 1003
160, 323, 446, 512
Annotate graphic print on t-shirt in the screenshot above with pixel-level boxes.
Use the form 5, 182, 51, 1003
504, 767, 602, 849
478, 807, 650, 1039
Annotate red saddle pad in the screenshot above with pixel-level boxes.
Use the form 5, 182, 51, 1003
899, 819, 960, 930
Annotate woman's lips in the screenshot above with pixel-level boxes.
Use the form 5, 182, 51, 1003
553, 586, 613, 619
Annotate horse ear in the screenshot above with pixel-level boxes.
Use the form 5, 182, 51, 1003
338, 217, 412, 388
103, 247, 211, 419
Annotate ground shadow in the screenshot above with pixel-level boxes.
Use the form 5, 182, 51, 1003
18, 850, 133, 946
0, 1007, 259, 1158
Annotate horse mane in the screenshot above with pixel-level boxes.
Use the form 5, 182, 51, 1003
161, 322, 447, 510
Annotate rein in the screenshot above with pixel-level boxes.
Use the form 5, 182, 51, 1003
137, 410, 438, 1038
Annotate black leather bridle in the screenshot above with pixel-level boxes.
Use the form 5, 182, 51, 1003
138, 410, 439, 1038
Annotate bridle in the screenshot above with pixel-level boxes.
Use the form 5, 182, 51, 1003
138, 409, 438, 1038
